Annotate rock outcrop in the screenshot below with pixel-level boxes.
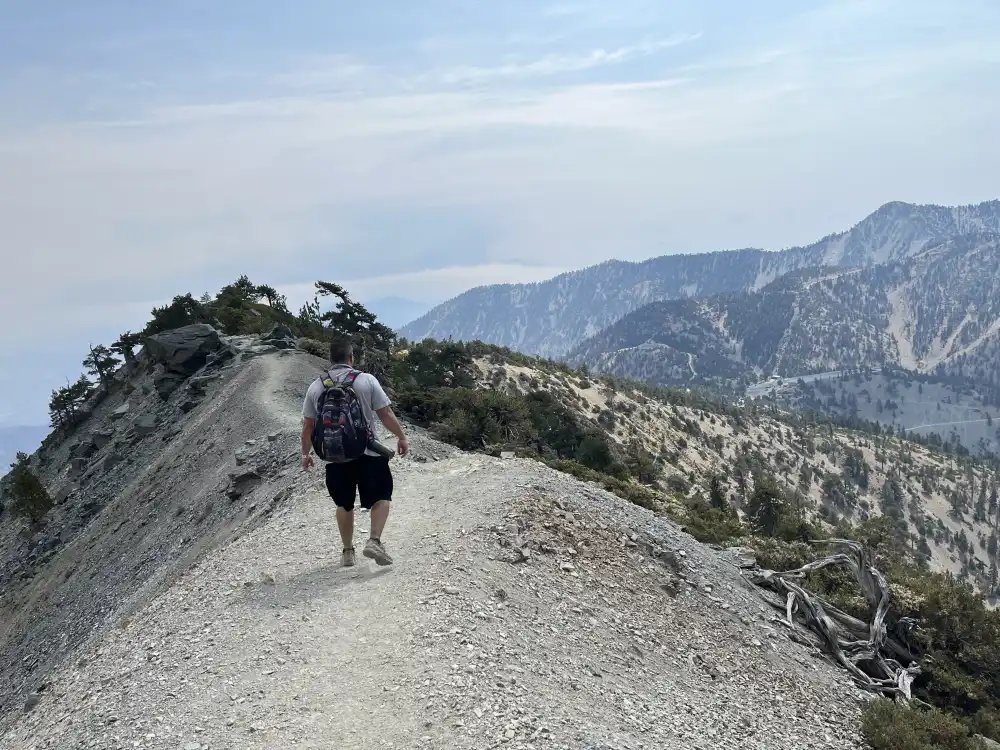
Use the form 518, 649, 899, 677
145, 324, 231, 400
144, 324, 224, 375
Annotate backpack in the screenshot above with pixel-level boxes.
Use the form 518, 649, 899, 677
310, 369, 373, 463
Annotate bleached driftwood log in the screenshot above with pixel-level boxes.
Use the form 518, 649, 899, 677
747, 539, 922, 701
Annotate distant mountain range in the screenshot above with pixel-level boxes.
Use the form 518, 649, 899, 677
566, 233, 1000, 397
400, 200, 1000, 358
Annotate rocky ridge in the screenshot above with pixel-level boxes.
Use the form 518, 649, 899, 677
2, 415, 868, 749
0, 323, 321, 736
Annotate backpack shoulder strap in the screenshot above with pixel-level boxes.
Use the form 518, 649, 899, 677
342, 369, 361, 387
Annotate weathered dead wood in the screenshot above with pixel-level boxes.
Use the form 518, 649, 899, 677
747, 539, 921, 701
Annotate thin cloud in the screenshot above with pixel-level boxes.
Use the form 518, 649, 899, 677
436, 33, 702, 84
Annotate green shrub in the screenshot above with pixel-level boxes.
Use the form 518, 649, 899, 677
297, 338, 327, 358
861, 700, 976, 750
682, 502, 744, 545
5, 453, 53, 523
544, 459, 658, 510
665, 474, 690, 494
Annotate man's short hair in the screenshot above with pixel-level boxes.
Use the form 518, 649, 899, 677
329, 337, 354, 364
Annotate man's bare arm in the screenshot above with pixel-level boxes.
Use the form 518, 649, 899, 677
300, 417, 315, 470
376, 406, 409, 456
376, 406, 406, 440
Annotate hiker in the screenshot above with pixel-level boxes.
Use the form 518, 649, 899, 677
300, 337, 409, 567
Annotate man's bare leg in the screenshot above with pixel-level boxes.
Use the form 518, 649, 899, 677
336, 507, 354, 550
369, 500, 390, 540
363, 500, 393, 565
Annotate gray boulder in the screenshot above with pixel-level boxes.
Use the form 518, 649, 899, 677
102, 452, 123, 471
265, 324, 295, 341
70, 440, 98, 460
109, 402, 130, 421
153, 370, 186, 400
54, 483, 79, 505
145, 324, 223, 376
179, 398, 201, 414
91, 430, 113, 449
205, 346, 236, 369
187, 373, 220, 393
225, 471, 263, 500
134, 415, 158, 437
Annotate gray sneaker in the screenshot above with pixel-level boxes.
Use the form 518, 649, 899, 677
342, 547, 356, 567
363, 538, 393, 566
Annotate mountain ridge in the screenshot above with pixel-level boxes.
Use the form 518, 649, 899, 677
400, 199, 1000, 356
569, 233, 1000, 386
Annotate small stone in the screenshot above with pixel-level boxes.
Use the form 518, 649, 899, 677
261, 572, 276, 585
268, 433, 280, 442
500, 451, 515, 459
23, 694, 39, 712
185, 743, 202, 750
444, 586, 460, 595
110, 402, 131, 420
560, 562, 575, 572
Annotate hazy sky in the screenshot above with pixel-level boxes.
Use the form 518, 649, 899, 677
1, 0, 999, 426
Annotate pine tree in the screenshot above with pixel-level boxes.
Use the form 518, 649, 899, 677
48, 375, 94, 428
255, 284, 288, 311
145, 294, 212, 336
313, 281, 396, 354
110, 331, 142, 366
83, 344, 120, 388
7, 452, 52, 523
709, 474, 727, 510
745, 477, 787, 537
217, 275, 261, 303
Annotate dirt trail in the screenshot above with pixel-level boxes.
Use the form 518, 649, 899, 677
3, 354, 865, 750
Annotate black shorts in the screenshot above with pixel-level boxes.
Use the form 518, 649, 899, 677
324, 456, 393, 511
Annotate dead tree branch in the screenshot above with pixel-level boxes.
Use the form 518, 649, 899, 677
747, 539, 921, 701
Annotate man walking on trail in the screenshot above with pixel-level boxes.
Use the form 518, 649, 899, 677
300, 337, 409, 568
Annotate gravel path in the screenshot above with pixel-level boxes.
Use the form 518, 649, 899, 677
3, 353, 866, 750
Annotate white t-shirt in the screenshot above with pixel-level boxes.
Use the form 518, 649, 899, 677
302, 365, 392, 457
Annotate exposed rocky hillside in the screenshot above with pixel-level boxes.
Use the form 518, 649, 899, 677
400, 200, 1000, 357
471, 354, 1000, 591
568, 235, 1000, 406
0, 324, 313, 736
